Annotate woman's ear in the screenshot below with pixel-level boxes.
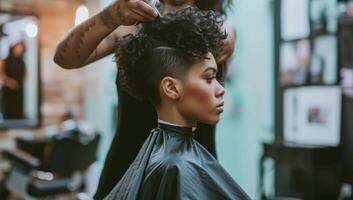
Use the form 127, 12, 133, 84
160, 76, 182, 100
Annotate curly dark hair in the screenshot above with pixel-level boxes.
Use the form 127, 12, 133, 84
116, 7, 227, 106
160, 0, 233, 16
195, 0, 232, 16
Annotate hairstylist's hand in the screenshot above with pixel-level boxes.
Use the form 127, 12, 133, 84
217, 27, 236, 64
114, 0, 159, 26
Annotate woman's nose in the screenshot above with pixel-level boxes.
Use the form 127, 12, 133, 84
216, 82, 225, 97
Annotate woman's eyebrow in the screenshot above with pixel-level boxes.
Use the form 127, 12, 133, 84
203, 67, 217, 74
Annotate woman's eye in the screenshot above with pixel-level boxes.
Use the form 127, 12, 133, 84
206, 76, 216, 83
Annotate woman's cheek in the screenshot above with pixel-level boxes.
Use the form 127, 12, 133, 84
183, 83, 212, 105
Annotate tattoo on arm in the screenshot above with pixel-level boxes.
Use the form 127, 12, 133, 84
56, 30, 76, 66
100, 6, 118, 29
56, 19, 98, 65
77, 20, 97, 59
105, 34, 116, 47
116, 4, 123, 24
105, 34, 114, 42
56, 4, 119, 66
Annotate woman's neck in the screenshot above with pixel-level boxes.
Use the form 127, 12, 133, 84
156, 105, 197, 127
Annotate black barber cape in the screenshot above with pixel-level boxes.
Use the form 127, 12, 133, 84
104, 122, 251, 200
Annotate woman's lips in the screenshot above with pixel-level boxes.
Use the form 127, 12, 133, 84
216, 106, 224, 113
217, 101, 224, 107
216, 102, 224, 113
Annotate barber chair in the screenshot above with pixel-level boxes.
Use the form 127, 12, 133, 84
2, 129, 100, 199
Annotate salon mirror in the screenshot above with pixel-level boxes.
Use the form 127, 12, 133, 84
0, 11, 41, 128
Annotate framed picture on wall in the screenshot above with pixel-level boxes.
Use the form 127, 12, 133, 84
310, 35, 338, 84
281, 0, 310, 41
284, 86, 341, 146
310, 0, 338, 35
279, 39, 311, 86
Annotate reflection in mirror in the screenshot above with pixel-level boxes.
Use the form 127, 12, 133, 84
0, 11, 40, 128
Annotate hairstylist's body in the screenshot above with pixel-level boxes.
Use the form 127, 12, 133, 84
54, 0, 236, 199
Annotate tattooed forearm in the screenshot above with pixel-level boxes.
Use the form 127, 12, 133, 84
55, 19, 98, 66
54, 3, 122, 68
77, 20, 97, 59
55, 30, 76, 67
100, 6, 118, 29
116, 4, 124, 25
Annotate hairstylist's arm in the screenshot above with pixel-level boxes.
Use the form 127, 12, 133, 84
54, 0, 158, 69
217, 23, 236, 76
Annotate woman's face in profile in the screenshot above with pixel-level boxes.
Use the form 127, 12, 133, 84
177, 52, 225, 125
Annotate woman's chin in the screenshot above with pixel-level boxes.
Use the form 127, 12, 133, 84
199, 116, 220, 125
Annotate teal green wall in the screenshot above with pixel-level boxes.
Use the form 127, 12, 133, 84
216, 1, 275, 199
83, 0, 118, 165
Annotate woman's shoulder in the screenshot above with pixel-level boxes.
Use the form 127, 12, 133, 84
145, 153, 196, 177
156, 154, 190, 170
